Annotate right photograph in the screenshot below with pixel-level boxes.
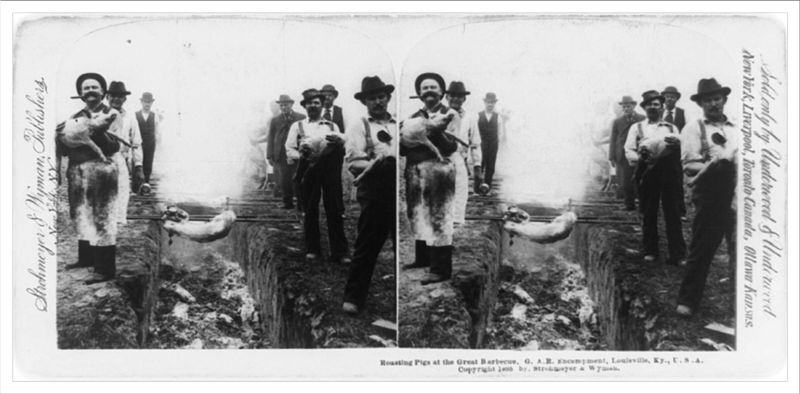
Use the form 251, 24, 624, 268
398, 17, 739, 351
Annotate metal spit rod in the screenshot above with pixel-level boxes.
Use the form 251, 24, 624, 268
463, 215, 637, 225
125, 215, 299, 223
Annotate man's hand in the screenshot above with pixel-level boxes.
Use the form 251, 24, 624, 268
637, 145, 651, 161
664, 135, 680, 147
609, 161, 616, 168
132, 165, 145, 193
325, 134, 344, 145
267, 159, 275, 167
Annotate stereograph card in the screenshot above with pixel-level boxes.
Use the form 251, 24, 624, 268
2, 3, 796, 389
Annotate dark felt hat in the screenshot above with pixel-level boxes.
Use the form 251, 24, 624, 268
661, 86, 681, 99
275, 94, 294, 104
414, 72, 446, 96
640, 90, 665, 108
445, 81, 471, 96
107, 81, 131, 96
690, 78, 731, 103
300, 89, 326, 107
75, 72, 107, 95
320, 84, 339, 97
140, 92, 155, 102
618, 95, 637, 105
354, 76, 395, 100
483, 92, 498, 102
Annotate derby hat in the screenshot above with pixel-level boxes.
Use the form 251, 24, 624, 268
483, 92, 498, 102
354, 76, 395, 100
639, 90, 665, 108
690, 78, 731, 103
320, 84, 339, 98
414, 72, 446, 96
107, 81, 131, 96
445, 81, 471, 96
300, 89, 326, 107
275, 94, 294, 104
618, 95, 637, 105
75, 72, 107, 95
661, 86, 681, 99
140, 92, 155, 102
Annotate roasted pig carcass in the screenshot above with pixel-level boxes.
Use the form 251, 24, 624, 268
162, 207, 236, 243
503, 207, 577, 244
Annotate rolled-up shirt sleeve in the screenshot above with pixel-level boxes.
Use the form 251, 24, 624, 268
285, 121, 301, 161
624, 123, 639, 164
680, 120, 704, 166
345, 119, 369, 165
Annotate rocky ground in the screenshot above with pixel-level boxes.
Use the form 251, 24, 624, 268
57, 176, 396, 349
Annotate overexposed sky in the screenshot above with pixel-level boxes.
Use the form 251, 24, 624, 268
400, 16, 744, 203
49, 15, 763, 202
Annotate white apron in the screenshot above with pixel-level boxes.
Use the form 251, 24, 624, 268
405, 158, 456, 247
67, 155, 121, 246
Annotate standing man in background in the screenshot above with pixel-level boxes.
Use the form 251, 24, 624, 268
265, 94, 306, 209
106, 81, 144, 223
608, 95, 645, 211
445, 81, 482, 224
662, 86, 688, 220
320, 84, 346, 133
320, 83, 350, 213
342, 76, 396, 314
662, 86, 686, 131
477, 92, 504, 194
135, 92, 160, 185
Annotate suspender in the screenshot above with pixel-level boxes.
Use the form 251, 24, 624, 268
697, 119, 710, 161
361, 117, 375, 159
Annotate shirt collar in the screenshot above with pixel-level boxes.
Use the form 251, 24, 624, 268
423, 103, 445, 114
367, 114, 396, 123
703, 115, 734, 126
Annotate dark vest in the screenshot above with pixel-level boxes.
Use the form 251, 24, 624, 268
136, 111, 156, 146
478, 111, 499, 145
325, 105, 345, 134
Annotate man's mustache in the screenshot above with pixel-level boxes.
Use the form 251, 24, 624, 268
421, 91, 440, 101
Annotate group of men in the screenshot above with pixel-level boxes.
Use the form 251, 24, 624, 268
607, 79, 737, 317
57, 72, 161, 284
254, 80, 397, 315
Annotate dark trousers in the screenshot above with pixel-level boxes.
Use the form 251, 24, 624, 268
615, 159, 637, 209
638, 160, 686, 259
275, 160, 298, 207
481, 141, 498, 187
142, 141, 155, 183
344, 194, 395, 306
678, 192, 736, 310
301, 163, 347, 257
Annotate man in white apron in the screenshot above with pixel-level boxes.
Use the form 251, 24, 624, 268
400, 72, 460, 285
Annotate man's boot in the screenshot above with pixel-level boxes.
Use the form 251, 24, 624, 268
65, 240, 92, 270
86, 245, 116, 285
403, 240, 430, 269
421, 245, 453, 285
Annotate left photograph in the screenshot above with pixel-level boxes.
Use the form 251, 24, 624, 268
51, 16, 397, 349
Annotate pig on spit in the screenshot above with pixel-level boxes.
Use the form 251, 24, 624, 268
502, 206, 577, 244
161, 206, 237, 243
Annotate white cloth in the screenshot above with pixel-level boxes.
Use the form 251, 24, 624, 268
624, 120, 678, 165
284, 118, 341, 162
